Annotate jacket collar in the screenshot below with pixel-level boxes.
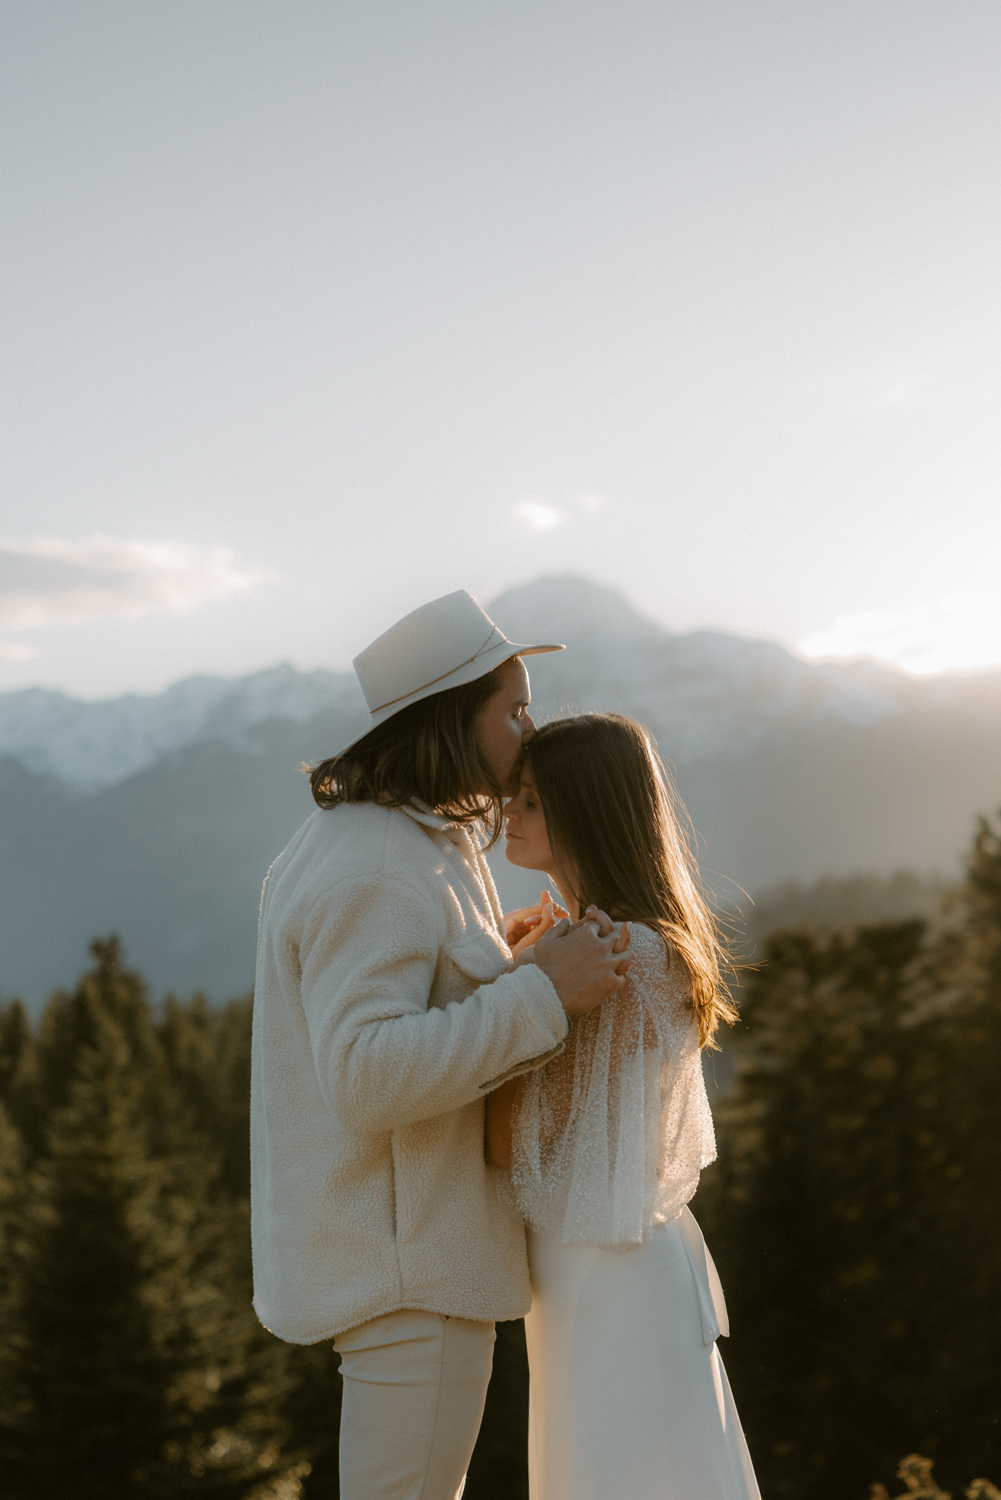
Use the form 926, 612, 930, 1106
398, 800, 458, 833
398, 801, 492, 855
398, 802, 505, 932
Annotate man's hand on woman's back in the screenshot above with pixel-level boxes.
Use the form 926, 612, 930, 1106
517, 907, 632, 1015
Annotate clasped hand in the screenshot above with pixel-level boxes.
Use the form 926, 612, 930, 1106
503, 890, 633, 1016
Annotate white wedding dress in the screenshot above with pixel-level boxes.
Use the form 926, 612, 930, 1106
506, 924, 761, 1500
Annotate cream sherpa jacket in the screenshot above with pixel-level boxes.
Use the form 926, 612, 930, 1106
250, 800, 569, 1344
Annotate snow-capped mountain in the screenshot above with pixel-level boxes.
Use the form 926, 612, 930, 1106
0, 664, 364, 793
1, 575, 999, 1008
4, 575, 998, 793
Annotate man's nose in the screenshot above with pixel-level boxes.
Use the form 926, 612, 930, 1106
522, 714, 537, 741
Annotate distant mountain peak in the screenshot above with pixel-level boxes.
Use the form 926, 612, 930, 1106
488, 573, 668, 646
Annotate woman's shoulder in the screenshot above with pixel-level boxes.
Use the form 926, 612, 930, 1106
627, 922, 675, 972
628, 921, 669, 956
625, 923, 694, 1007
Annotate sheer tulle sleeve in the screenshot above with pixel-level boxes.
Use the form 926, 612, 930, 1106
507, 924, 717, 1245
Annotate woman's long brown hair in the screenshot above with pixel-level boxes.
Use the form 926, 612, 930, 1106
526, 713, 737, 1048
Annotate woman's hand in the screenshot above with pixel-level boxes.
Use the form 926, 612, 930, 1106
504, 896, 551, 949
505, 890, 570, 960
505, 891, 569, 949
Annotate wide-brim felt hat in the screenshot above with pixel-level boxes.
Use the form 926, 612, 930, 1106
336, 589, 564, 756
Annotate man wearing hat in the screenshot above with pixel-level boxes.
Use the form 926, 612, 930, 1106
251, 589, 631, 1500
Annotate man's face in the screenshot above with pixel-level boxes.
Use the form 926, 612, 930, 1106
475, 656, 535, 795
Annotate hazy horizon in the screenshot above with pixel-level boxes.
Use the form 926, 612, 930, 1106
3, 571, 1001, 706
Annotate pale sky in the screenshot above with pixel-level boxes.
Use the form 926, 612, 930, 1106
2, 0, 1000, 698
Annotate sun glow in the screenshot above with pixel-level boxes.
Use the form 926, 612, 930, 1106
798, 593, 1001, 676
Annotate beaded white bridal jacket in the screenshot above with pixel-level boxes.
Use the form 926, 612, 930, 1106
505, 923, 763, 1500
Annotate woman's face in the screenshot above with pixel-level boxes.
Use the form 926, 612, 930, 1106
504, 762, 557, 875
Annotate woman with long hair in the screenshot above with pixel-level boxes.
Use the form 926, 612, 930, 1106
487, 713, 761, 1500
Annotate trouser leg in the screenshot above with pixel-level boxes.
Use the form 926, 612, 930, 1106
334, 1308, 496, 1500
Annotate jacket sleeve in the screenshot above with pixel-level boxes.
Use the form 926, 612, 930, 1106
298, 872, 569, 1134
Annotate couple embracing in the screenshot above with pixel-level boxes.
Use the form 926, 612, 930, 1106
251, 590, 762, 1500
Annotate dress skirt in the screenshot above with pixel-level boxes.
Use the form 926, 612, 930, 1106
524, 1209, 761, 1500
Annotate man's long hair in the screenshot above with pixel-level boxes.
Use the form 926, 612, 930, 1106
526, 713, 738, 1048
309, 663, 507, 845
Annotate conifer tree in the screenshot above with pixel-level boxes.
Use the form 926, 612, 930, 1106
0, 1100, 27, 1471
11, 1005, 195, 1497
33, 938, 174, 1154
699, 815, 1001, 1500
0, 999, 41, 1158
5, 942, 300, 1499
7, 814, 993, 1498
157, 992, 254, 1202
966, 813, 1001, 997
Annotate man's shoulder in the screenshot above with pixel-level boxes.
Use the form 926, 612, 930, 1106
271, 801, 450, 896
258, 803, 459, 951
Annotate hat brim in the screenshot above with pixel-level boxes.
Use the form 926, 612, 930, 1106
334, 638, 564, 758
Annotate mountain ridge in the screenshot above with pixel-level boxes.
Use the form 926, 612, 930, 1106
1, 575, 999, 1006
0, 663, 364, 793
4, 575, 1000, 793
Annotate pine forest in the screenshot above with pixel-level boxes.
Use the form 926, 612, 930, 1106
1, 816, 999, 1499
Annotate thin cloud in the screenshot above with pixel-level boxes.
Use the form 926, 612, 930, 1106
0, 641, 38, 661
511, 500, 567, 532
798, 592, 1001, 676
0, 537, 273, 629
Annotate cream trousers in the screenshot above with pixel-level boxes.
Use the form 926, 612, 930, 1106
334, 1308, 496, 1500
